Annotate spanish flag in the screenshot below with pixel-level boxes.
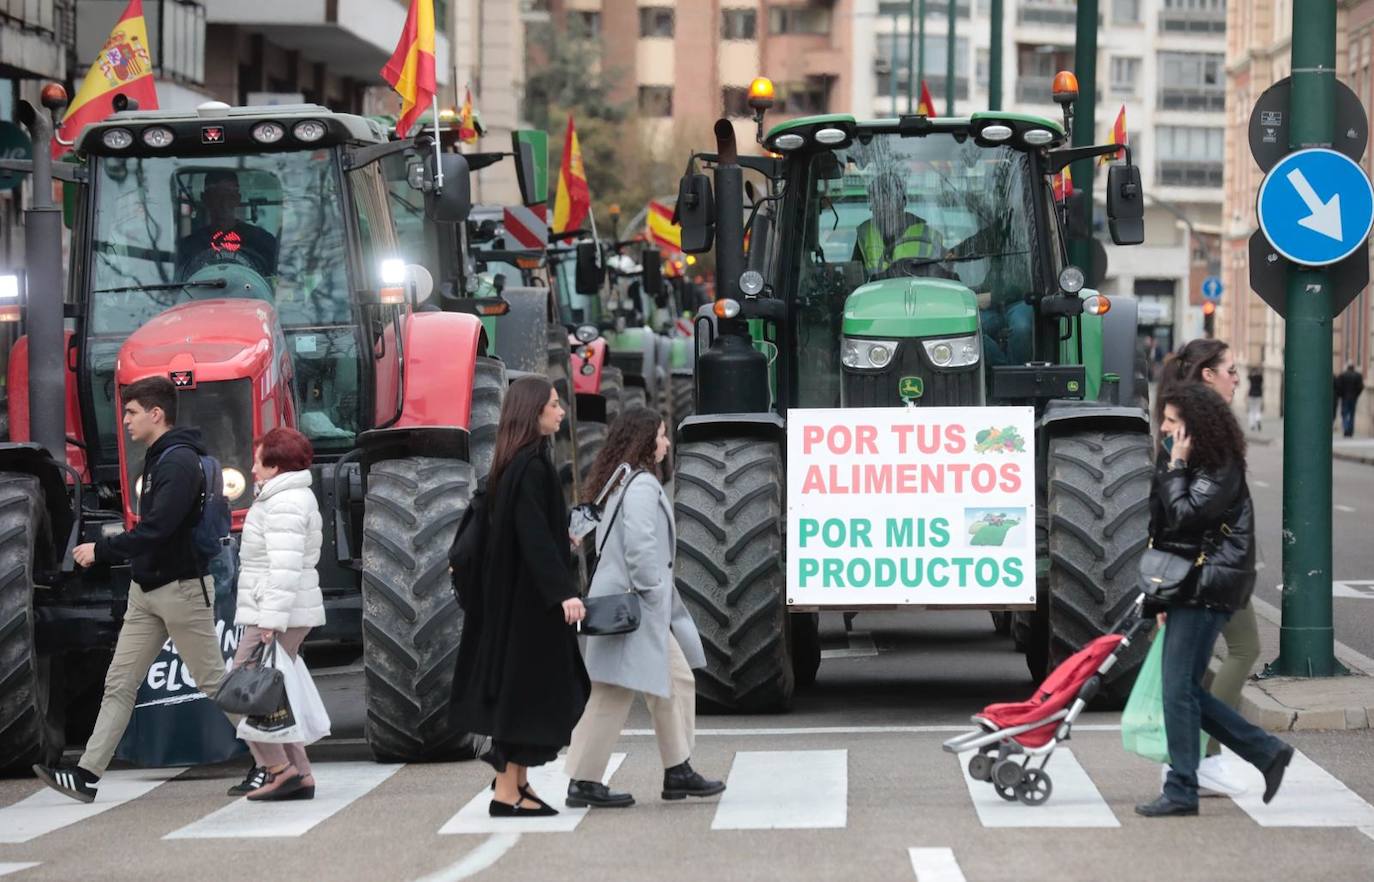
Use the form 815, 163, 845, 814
381, 0, 437, 138
457, 87, 480, 144
917, 80, 937, 117
1101, 105, 1127, 165
1052, 166, 1073, 201
553, 115, 591, 234
646, 200, 681, 251
55, 0, 158, 157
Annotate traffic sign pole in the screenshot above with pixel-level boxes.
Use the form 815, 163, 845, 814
1274, 0, 1341, 678
1068, 0, 1098, 277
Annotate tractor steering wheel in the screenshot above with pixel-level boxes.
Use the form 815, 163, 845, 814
179, 240, 271, 281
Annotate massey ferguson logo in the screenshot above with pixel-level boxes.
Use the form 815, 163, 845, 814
201, 126, 225, 145
170, 370, 194, 388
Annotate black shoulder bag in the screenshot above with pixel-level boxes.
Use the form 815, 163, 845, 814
580, 469, 649, 636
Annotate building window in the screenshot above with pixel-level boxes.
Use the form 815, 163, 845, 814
976, 48, 989, 91
722, 8, 757, 40
879, 1, 969, 16
1158, 52, 1225, 111
639, 85, 674, 116
1113, 0, 1140, 22
1017, 0, 1080, 27
639, 7, 675, 38
1160, 0, 1226, 34
1156, 125, 1224, 187
779, 78, 831, 114
722, 86, 752, 117
570, 11, 600, 38
1015, 44, 1074, 104
876, 33, 971, 99
1110, 57, 1140, 97
769, 6, 831, 35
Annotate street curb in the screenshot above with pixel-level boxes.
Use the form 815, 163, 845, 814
1333, 450, 1374, 467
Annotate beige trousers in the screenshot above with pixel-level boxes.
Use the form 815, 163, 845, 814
80, 577, 234, 776
565, 639, 696, 782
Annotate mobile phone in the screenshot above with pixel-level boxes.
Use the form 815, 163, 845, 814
1162, 435, 1175, 455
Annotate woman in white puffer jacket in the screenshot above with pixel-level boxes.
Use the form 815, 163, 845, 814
228, 427, 324, 802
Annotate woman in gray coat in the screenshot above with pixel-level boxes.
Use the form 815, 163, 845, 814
564, 408, 726, 809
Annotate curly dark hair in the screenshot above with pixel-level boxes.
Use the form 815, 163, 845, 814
1159, 382, 1246, 472
582, 407, 664, 502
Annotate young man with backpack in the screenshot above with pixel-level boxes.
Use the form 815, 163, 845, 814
33, 375, 234, 803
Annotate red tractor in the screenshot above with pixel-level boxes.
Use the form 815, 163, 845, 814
0, 89, 500, 772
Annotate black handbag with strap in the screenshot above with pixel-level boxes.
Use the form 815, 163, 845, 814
1136, 546, 1201, 603
213, 640, 285, 716
580, 468, 648, 636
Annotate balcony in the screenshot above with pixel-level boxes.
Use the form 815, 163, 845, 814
1015, 79, 1100, 105
1159, 8, 1226, 35
879, 1, 969, 17
1158, 86, 1225, 113
1018, 3, 1098, 27
1157, 160, 1223, 188
0, 0, 68, 79
0, 0, 58, 33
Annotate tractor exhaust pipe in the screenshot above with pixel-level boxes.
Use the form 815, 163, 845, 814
712, 120, 745, 303
18, 86, 68, 465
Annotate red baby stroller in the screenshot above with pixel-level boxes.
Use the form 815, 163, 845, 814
942, 597, 1150, 806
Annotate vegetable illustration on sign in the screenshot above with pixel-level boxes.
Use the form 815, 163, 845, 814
974, 426, 1026, 454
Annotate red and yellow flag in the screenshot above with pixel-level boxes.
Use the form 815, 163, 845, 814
1052, 166, 1073, 201
381, 0, 437, 138
457, 87, 479, 144
917, 80, 938, 117
646, 200, 681, 251
56, 0, 158, 157
1101, 105, 1127, 165
553, 115, 591, 234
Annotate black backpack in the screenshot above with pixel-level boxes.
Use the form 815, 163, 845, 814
449, 489, 488, 612
154, 444, 232, 567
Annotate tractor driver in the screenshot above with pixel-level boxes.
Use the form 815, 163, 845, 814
175, 170, 279, 278
851, 168, 947, 278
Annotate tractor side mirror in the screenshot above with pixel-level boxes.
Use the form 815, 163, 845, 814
575, 241, 604, 294
514, 139, 539, 207
641, 247, 663, 297
425, 153, 472, 224
1106, 164, 1145, 246
677, 172, 715, 254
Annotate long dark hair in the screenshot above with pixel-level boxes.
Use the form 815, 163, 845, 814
583, 407, 663, 502
1159, 382, 1246, 472
1154, 338, 1230, 447
489, 375, 555, 491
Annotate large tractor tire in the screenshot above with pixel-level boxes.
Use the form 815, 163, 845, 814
0, 474, 60, 775
362, 457, 477, 762
1040, 430, 1153, 704
601, 366, 625, 423
470, 356, 507, 479
623, 384, 648, 413
575, 419, 609, 490
671, 375, 695, 428
675, 439, 794, 712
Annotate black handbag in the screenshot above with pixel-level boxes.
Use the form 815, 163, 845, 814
580, 469, 647, 637
214, 640, 286, 716
1137, 545, 1201, 603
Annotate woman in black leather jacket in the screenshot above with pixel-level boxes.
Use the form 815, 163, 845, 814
1135, 383, 1294, 818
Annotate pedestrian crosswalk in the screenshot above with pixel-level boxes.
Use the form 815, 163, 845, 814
437, 754, 626, 834
958, 748, 1118, 828
711, 749, 847, 830
0, 768, 181, 844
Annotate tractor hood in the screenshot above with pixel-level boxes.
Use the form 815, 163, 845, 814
842, 278, 980, 339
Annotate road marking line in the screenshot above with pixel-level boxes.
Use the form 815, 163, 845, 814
1336, 504, 1357, 513
164, 762, 401, 839
0, 767, 182, 844
822, 630, 878, 659
1360, 826, 1374, 843
712, 749, 847, 830
411, 834, 521, 882
908, 848, 966, 882
1254, 480, 1272, 488
621, 725, 1122, 737
0, 865, 40, 878
438, 754, 625, 834
959, 748, 1118, 828
1225, 747, 1374, 827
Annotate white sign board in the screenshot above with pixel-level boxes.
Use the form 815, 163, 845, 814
786, 406, 1036, 607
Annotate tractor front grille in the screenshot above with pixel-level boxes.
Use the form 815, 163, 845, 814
842, 341, 981, 408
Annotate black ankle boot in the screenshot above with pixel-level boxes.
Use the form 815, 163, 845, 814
566, 779, 635, 808
662, 760, 726, 800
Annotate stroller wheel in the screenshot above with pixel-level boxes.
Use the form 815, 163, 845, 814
993, 781, 1019, 801
991, 759, 1023, 790
1016, 769, 1053, 807
968, 754, 994, 782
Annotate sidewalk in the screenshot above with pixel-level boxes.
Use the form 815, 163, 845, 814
1243, 415, 1374, 465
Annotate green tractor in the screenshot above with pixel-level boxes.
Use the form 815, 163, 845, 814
672, 77, 1151, 711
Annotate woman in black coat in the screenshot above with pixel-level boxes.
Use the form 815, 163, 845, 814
450, 376, 589, 817
1135, 383, 1293, 818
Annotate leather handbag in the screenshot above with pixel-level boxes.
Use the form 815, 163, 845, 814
580, 469, 647, 637
1136, 546, 1201, 603
214, 640, 286, 716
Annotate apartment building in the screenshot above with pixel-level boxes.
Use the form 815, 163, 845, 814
454, 0, 527, 204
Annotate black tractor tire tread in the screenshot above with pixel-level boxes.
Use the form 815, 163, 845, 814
671, 375, 695, 427
362, 457, 474, 762
601, 367, 625, 423
574, 420, 608, 489
1046, 431, 1153, 705
623, 385, 648, 412
471, 357, 507, 479
674, 439, 793, 712
0, 474, 57, 775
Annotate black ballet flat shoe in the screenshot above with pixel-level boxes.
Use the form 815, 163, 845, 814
488, 797, 559, 817
488, 778, 551, 810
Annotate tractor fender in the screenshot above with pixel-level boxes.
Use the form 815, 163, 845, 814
394, 311, 485, 430
1099, 295, 1141, 407
678, 412, 785, 445
1038, 399, 1151, 437
358, 427, 470, 474
491, 286, 549, 374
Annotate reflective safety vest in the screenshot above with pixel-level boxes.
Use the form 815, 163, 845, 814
857, 218, 941, 272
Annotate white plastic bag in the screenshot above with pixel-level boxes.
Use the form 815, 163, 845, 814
236, 648, 331, 745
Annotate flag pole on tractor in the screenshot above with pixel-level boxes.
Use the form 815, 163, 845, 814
382, 0, 441, 188
55, 0, 159, 157
554, 114, 595, 257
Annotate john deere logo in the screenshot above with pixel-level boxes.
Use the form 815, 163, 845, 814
1067, 380, 1081, 393
899, 376, 924, 399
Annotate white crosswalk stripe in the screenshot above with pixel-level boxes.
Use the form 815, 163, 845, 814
1224, 747, 1374, 827
164, 762, 401, 839
0, 864, 40, 878
438, 754, 627, 834
0, 768, 182, 844
908, 848, 966, 882
711, 749, 847, 830
958, 749, 1119, 828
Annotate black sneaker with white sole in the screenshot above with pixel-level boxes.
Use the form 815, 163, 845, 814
227, 766, 267, 797
32, 764, 98, 804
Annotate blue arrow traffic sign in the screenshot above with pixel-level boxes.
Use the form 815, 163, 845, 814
1202, 275, 1223, 301
1257, 147, 1374, 267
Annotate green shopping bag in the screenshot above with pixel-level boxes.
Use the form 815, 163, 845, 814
1120, 624, 1210, 763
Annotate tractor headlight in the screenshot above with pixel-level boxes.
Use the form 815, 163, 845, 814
841, 337, 900, 371
222, 468, 247, 502
922, 334, 981, 368
101, 128, 134, 150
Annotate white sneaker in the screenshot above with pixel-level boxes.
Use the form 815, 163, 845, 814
1158, 756, 1248, 798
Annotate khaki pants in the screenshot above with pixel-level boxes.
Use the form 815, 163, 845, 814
565, 640, 696, 782
80, 577, 234, 776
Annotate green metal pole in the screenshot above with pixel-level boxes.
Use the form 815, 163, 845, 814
1068, 0, 1098, 274
945, 0, 957, 115
908, 0, 917, 112
1274, 0, 1339, 677
892, 11, 900, 116
918, 0, 926, 100
988, 0, 1003, 110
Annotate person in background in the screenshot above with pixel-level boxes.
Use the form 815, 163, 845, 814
1247, 367, 1264, 433
1335, 362, 1365, 438
564, 407, 724, 809
449, 376, 589, 817
1137, 383, 1293, 817
1152, 338, 1254, 797
228, 427, 325, 801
